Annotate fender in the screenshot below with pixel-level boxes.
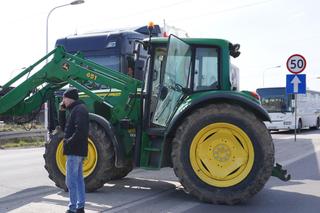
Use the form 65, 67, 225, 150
166, 92, 270, 137
89, 113, 126, 168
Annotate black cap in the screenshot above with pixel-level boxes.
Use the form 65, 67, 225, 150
63, 88, 79, 100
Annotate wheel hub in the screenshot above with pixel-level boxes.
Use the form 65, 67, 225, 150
212, 143, 231, 162
190, 123, 254, 187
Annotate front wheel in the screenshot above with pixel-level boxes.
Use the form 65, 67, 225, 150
171, 103, 274, 204
43, 121, 115, 192
311, 117, 320, 130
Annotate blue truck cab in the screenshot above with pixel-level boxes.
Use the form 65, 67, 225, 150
55, 25, 161, 80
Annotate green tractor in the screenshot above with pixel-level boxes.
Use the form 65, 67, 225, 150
0, 30, 289, 204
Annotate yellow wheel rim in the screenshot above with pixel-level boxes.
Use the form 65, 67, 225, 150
56, 138, 98, 178
190, 123, 254, 187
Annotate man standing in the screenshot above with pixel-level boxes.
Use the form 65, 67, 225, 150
59, 88, 89, 213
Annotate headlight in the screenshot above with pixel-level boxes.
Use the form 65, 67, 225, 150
284, 121, 292, 125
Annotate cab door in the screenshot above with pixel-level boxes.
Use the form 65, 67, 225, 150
152, 35, 192, 127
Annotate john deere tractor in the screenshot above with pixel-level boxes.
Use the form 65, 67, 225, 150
0, 27, 289, 204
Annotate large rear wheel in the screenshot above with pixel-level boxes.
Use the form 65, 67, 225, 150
110, 163, 133, 180
171, 103, 274, 204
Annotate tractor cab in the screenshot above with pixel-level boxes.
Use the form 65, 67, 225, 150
141, 35, 238, 130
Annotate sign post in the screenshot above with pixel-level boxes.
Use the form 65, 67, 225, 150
286, 54, 307, 141
295, 95, 297, 141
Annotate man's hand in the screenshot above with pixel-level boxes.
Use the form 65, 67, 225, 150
59, 102, 66, 111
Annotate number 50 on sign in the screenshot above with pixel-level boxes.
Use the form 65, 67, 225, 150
286, 54, 307, 74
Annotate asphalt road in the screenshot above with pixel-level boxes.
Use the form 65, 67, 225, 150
0, 129, 320, 213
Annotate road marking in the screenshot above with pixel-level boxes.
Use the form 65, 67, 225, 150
102, 178, 182, 213
0, 187, 58, 205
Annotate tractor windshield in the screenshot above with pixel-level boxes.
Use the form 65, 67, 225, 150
86, 55, 120, 71
152, 35, 192, 126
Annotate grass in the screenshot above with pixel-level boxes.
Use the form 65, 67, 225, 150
0, 138, 45, 149
0, 122, 45, 149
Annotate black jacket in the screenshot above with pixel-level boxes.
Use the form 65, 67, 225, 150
59, 100, 89, 157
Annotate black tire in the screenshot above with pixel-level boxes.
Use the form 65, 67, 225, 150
110, 163, 133, 180
171, 103, 274, 204
43, 121, 115, 192
311, 117, 320, 130
297, 119, 302, 133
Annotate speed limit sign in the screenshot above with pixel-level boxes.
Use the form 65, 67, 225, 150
286, 54, 306, 74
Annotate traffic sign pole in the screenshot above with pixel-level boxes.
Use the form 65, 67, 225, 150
294, 94, 297, 141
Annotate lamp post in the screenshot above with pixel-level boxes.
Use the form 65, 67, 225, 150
45, 0, 84, 140
262, 65, 281, 87
46, 0, 84, 62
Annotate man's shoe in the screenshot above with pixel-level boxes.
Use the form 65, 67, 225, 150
65, 210, 75, 213
76, 207, 85, 213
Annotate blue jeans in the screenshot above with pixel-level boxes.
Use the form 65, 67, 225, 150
66, 155, 85, 212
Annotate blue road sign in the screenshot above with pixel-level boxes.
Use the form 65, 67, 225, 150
286, 74, 306, 94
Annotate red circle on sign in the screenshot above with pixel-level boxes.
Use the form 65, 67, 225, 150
286, 54, 306, 74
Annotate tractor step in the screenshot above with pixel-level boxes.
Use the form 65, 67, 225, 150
140, 128, 166, 169
146, 127, 165, 136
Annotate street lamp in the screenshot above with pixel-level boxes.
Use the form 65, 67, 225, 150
262, 65, 281, 87
45, 0, 84, 140
46, 0, 85, 62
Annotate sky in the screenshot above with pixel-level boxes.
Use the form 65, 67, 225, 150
0, 0, 319, 91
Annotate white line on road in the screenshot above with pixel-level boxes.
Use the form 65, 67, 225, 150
0, 187, 57, 205
101, 178, 191, 213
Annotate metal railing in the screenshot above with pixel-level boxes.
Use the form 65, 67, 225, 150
0, 129, 46, 144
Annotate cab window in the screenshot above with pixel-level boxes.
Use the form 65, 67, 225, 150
194, 48, 219, 91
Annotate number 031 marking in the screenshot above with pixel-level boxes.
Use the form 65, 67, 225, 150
286, 54, 306, 74
86, 72, 97, 80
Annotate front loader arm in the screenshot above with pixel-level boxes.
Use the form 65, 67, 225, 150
0, 46, 142, 123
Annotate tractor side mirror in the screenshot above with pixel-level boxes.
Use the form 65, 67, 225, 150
134, 59, 145, 80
